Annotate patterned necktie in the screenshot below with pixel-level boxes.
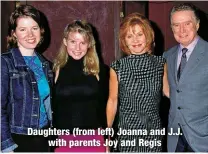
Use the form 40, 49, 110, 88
177, 48, 188, 80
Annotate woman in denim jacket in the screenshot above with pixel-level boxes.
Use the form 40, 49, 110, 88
1, 5, 53, 152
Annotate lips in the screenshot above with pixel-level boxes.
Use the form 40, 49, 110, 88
73, 51, 82, 56
179, 34, 188, 38
26, 39, 36, 44
132, 44, 142, 48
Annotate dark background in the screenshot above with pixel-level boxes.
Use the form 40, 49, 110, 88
2, 1, 208, 64
2, 1, 208, 151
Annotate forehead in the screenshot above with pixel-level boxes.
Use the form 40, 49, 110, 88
68, 31, 87, 41
127, 24, 143, 34
16, 17, 38, 27
171, 10, 196, 23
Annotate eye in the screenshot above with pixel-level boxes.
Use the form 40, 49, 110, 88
138, 33, 143, 37
185, 22, 191, 26
33, 27, 39, 30
19, 28, 26, 32
70, 40, 75, 44
81, 42, 87, 45
172, 23, 179, 28
126, 35, 132, 39
173, 24, 179, 28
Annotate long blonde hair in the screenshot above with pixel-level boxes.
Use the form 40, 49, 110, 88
53, 20, 99, 76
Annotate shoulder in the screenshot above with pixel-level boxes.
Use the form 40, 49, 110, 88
1, 50, 12, 59
110, 59, 119, 70
1, 52, 15, 73
1, 50, 14, 66
195, 38, 208, 59
110, 56, 129, 69
197, 37, 208, 48
110, 58, 121, 72
163, 45, 178, 59
152, 55, 166, 65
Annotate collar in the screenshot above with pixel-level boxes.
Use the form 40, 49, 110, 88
179, 36, 199, 54
10, 48, 47, 67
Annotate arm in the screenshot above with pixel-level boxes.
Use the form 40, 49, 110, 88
163, 63, 169, 98
106, 68, 118, 128
1, 57, 18, 152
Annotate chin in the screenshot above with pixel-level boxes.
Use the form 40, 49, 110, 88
72, 56, 83, 60
25, 44, 38, 49
135, 50, 146, 54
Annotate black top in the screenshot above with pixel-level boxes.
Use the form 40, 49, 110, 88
53, 56, 108, 130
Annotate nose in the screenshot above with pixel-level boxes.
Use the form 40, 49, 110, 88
133, 36, 139, 42
27, 30, 34, 37
179, 24, 186, 33
75, 44, 80, 51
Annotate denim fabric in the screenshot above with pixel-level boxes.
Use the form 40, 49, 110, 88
1, 48, 54, 152
23, 56, 50, 128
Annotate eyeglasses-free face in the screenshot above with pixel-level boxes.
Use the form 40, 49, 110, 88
125, 24, 147, 55
13, 17, 41, 55
171, 10, 199, 47
63, 31, 89, 60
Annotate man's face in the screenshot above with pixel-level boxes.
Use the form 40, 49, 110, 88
171, 10, 199, 47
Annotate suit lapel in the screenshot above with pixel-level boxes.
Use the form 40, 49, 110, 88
179, 38, 206, 82
169, 46, 180, 84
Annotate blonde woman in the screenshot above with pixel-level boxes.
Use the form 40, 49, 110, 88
53, 20, 108, 152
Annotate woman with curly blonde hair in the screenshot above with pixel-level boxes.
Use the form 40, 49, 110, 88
53, 20, 108, 152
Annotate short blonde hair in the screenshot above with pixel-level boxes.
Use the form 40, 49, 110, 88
53, 20, 99, 76
119, 13, 155, 55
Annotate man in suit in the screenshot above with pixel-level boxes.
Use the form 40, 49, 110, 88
164, 3, 208, 152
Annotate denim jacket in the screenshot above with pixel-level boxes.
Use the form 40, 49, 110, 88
1, 48, 54, 152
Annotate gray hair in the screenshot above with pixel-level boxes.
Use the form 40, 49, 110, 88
170, 3, 200, 24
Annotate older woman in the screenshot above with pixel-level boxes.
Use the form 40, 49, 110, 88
106, 13, 169, 152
